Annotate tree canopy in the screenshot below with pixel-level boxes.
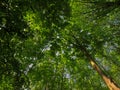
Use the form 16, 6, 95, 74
0, 0, 120, 90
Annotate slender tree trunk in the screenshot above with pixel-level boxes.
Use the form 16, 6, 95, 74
80, 46, 120, 90
90, 60, 120, 90
72, 36, 120, 90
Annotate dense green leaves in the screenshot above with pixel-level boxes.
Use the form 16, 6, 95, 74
0, 0, 120, 90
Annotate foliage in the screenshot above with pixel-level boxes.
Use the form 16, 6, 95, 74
0, 0, 120, 90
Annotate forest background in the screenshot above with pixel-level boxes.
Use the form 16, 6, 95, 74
0, 0, 120, 90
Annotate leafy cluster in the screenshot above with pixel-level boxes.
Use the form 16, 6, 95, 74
0, 0, 120, 90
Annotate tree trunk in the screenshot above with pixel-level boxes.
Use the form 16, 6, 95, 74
80, 46, 120, 90
90, 60, 120, 90
72, 36, 120, 90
